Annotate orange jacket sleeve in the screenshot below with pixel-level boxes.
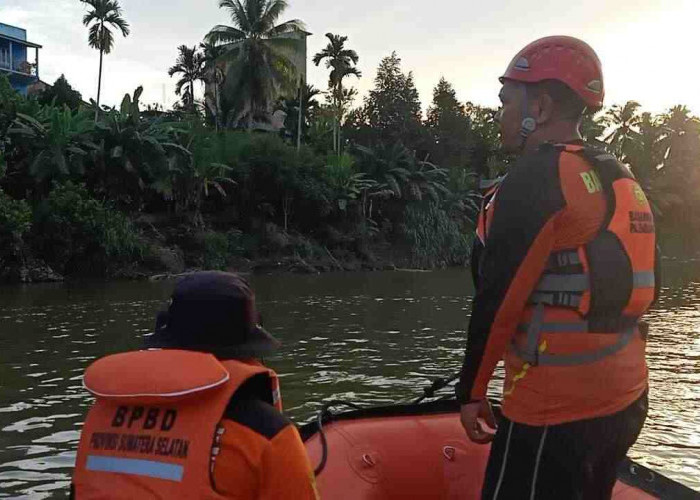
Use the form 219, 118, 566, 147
259, 425, 320, 500
457, 146, 564, 402
213, 416, 318, 499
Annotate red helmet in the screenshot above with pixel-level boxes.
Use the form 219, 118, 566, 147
501, 36, 604, 109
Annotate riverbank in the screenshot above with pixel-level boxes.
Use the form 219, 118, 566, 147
5, 216, 699, 285
0, 214, 466, 284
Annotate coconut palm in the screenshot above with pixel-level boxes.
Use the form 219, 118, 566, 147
660, 105, 700, 166
625, 112, 664, 185
205, 0, 306, 129
579, 110, 606, 147
604, 101, 641, 158
313, 33, 361, 152
200, 41, 226, 128
640, 107, 700, 217
81, 0, 130, 118
168, 45, 206, 112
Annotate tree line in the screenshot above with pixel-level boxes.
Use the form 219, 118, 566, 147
0, 0, 697, 282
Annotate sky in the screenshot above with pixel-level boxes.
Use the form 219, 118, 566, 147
2, 0, 699, 115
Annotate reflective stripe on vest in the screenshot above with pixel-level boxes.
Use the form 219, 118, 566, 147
633, 271, 655, 288
532, 270, 654, 294
511, 303, 638, 367
511, 326, 636, 367
85, 455, 185, 482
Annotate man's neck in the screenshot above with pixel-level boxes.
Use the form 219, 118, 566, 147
524, 122, 582, 153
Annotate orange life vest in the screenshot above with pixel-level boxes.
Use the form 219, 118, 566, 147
72, 350, 281, 499
481, 145, 656, 367
475, 178, 504, 246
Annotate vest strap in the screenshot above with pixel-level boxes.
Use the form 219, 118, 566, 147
535, 274, 589, 292
528, 292, 582, 308
546, 251, 581, 271
517, 321, 589, 334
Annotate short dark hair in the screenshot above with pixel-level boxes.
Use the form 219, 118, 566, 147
529, 79, 588, 121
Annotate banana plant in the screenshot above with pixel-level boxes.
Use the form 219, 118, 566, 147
91, 86, 189, 206
8, 106, 97, 186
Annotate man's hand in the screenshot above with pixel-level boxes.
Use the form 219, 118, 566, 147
460, 399, 497, 444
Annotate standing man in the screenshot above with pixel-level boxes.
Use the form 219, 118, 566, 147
456, 36, 657, 499
72, 271, 319, 499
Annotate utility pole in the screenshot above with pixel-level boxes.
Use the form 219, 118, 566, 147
296, 77, 303, 151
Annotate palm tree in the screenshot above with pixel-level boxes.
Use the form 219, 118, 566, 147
604, 101, 641, 158
638, 106, 700, 218
579, 110, 606, 147
626, 112, 664, 185
313, 33, 361, 153
205, 0, 306, 129
276, 83, 321, 144
660, 105, 700, 165
168, 45, 205, 112
200, 41, 226, 129
81, 0, 130, 118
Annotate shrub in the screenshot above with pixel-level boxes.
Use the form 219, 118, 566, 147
402, 203, 472, 268
32, 182, 144, 274
0, 188, 31, 262
202, 231, 231, 270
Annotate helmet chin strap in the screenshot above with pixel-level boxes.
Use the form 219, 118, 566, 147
519, 84, 537, 151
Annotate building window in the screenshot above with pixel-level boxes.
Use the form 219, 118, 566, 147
0, 47, 10, 69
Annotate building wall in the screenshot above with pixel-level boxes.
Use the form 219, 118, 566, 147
0, 23, 38, 95
277, 31, 308, 83
12, 81, 28, 96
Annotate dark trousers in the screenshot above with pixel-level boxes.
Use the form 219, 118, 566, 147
482, 392, 648, 500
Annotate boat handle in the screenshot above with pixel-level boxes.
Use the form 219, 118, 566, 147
630, 464, 655, 483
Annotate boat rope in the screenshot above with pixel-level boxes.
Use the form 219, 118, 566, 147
313, 400, 362, 477
411, 371, 461, 404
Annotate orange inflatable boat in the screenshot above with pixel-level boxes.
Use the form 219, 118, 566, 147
301, 399, 698, 499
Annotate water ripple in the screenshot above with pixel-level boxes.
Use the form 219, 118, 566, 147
0, 269, 697, 495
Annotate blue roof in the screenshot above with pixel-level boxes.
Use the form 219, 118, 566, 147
0, 23, 42, 48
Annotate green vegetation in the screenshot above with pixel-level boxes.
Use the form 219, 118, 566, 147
205, 0, 305, 129
32, 182, 144, 275
37, 75, 83, 110
0, 0, 697, 282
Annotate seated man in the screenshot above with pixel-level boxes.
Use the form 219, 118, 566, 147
72, 271, 319, 499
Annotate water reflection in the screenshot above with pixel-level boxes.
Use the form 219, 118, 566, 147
0, 265, 698, 496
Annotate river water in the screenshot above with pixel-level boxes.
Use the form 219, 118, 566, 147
0, 265, 698, 498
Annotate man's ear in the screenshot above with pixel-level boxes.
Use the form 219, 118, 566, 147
535, 93, 555, 125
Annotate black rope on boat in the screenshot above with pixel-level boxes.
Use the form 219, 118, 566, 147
313, 400, 362, 477
412, 372, 461, 405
